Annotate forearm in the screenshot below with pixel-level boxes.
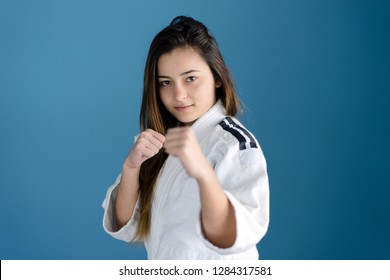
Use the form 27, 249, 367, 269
115, 165, 140, 229
197, 165, 237, 248
164, 126, 237, 247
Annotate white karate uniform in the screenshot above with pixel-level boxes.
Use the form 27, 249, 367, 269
102, 100, 269, 259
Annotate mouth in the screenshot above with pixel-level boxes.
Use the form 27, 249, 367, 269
174, 104, 193, 112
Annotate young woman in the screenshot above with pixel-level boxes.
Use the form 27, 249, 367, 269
102, 16, 269, 260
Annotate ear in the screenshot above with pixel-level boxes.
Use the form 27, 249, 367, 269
215, 80, 222, 88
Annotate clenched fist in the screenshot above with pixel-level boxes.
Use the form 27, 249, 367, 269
124, 129, 165, 169
164, 126, 212, 180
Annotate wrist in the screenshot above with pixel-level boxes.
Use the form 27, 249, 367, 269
195, 164, 216, 185
122, 163, 141, 175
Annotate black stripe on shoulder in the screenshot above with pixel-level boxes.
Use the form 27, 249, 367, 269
219, 117, 258, 150
225, 117, 258, 149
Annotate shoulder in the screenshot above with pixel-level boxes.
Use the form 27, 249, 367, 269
208, 116, 265, 167
217, 117, 259, 151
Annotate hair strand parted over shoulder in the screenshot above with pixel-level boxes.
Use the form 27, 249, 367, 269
136, 16, 239, 240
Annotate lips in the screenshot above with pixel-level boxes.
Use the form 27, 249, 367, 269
174, 104, 193, 112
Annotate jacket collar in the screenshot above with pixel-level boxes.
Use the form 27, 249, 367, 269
191, 99, 227, 141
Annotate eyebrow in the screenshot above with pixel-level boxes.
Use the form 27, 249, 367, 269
157, 69, 200, 79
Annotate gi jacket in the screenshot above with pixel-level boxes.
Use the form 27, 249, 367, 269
102, 100, 269, 259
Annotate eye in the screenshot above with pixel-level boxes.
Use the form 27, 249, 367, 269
159, 80, 170, 87
186, 76, 197, 82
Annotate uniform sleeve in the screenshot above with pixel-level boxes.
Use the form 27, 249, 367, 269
102, 174, 140, 242
195, 139, 270, 255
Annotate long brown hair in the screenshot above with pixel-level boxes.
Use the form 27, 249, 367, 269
136, 16, 239, 239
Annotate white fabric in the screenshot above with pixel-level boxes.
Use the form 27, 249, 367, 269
102, 100, 270, 259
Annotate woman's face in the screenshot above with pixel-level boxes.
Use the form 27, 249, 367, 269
157, 47, 219, 125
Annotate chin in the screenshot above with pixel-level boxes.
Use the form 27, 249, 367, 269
177, 117, 197, 125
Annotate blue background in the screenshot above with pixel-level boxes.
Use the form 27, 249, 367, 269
1, 0, 389, 260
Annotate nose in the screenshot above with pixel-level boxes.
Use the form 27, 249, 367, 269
173, 83, 187, 101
